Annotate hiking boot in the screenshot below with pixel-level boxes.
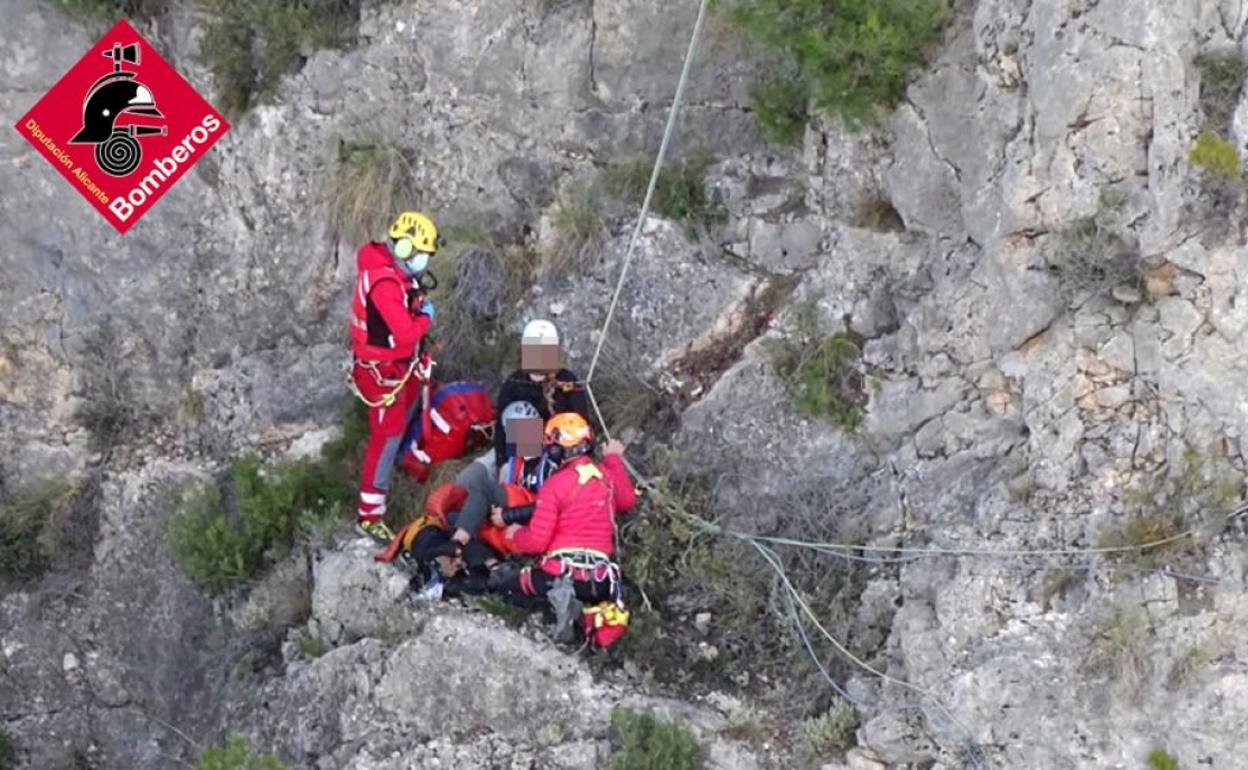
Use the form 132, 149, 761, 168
548, 577, 582, 645
355, 517, 395, 544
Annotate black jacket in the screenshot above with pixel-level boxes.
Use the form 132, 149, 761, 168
493, 368, 590, 468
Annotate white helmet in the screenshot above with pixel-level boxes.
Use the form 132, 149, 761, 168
521, 319, 560, 347
501, 400, 541, 423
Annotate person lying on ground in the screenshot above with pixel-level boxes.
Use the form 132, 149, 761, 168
402, 512, 494, 599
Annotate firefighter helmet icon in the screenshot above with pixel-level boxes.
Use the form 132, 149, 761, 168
70, 42, 168, 177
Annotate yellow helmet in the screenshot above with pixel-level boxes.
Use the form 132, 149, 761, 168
388, 211, 439, 260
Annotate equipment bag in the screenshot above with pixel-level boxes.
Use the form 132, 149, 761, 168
401, 381, 496, 481
582, 601, 630, 649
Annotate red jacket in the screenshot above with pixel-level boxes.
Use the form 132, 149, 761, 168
510, 455, 636, 557
350, 242, 430, 362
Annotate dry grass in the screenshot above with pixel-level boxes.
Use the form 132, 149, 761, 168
421, 233, 535, 385
1102, 445, 1244, 571
586, 338, 662, 436
1085, 604, 1150, 697
327, 141, 421, 247
615, 450, 867, 709
1165, 643, 1213, 691
1196, 49, 1247, 131
0, 479, 91, 584
547, 188, 605, 275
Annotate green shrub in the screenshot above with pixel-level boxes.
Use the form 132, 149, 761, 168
51, 0, 169, 24
295, 632, 329, 659
320, 401, 369, 471
0, 482, 80, 584
768, 326, 865, 429
168, 452, 355, 595
1147, 748, 1179, 770
327, 141, 421, 247
604, 158, 727, 237
1196, 50, 1246, 130
195, 734, 284, 770
801, 697, 858, 756
608, 708, 703, 770
723, 0, 950, 128
0, 727, 16, 770
198, 0, 361, 117
1189, 131, 1242, 180
749, 73, 810, 146
615, 450, 865, 699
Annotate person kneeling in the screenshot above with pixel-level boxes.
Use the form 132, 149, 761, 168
491, 413, 636, 643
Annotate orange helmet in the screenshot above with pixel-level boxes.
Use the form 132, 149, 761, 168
545, 413, 592, 448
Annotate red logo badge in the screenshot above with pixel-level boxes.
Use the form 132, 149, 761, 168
14, 19, 229, 233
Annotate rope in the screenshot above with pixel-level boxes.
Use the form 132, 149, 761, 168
347, 357, 422, 408
569, 0, 1241, 763
583, 0, 711, 401
750, 538, 986, 764
685, 504, 1248, 561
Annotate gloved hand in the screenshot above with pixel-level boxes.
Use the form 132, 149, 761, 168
501, 504, 535, 526
420, 298, 435, 320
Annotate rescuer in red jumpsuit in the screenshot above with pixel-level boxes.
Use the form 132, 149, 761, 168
349, 211, 440, 542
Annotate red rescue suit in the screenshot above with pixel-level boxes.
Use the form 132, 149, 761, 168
350, 242, 431, 521
510, 455, 637, 557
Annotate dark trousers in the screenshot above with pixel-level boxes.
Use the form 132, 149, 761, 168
494, 567, 616, 606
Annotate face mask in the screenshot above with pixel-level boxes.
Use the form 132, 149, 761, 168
398, 252, 428, 276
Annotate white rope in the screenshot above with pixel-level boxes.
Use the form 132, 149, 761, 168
564, 0, 1225, 763
691, 504, 1248, 561
583, 0, 711, 397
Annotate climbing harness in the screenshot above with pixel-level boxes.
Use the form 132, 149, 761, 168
349, 267, 440, 409
542, 548, 623, 596
541, 549, 630, 649
349, 352, 434, 409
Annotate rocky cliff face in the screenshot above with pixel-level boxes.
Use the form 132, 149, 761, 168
4, 0, 1248, 768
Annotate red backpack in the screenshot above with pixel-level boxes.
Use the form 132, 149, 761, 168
401, 382, 495, 481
